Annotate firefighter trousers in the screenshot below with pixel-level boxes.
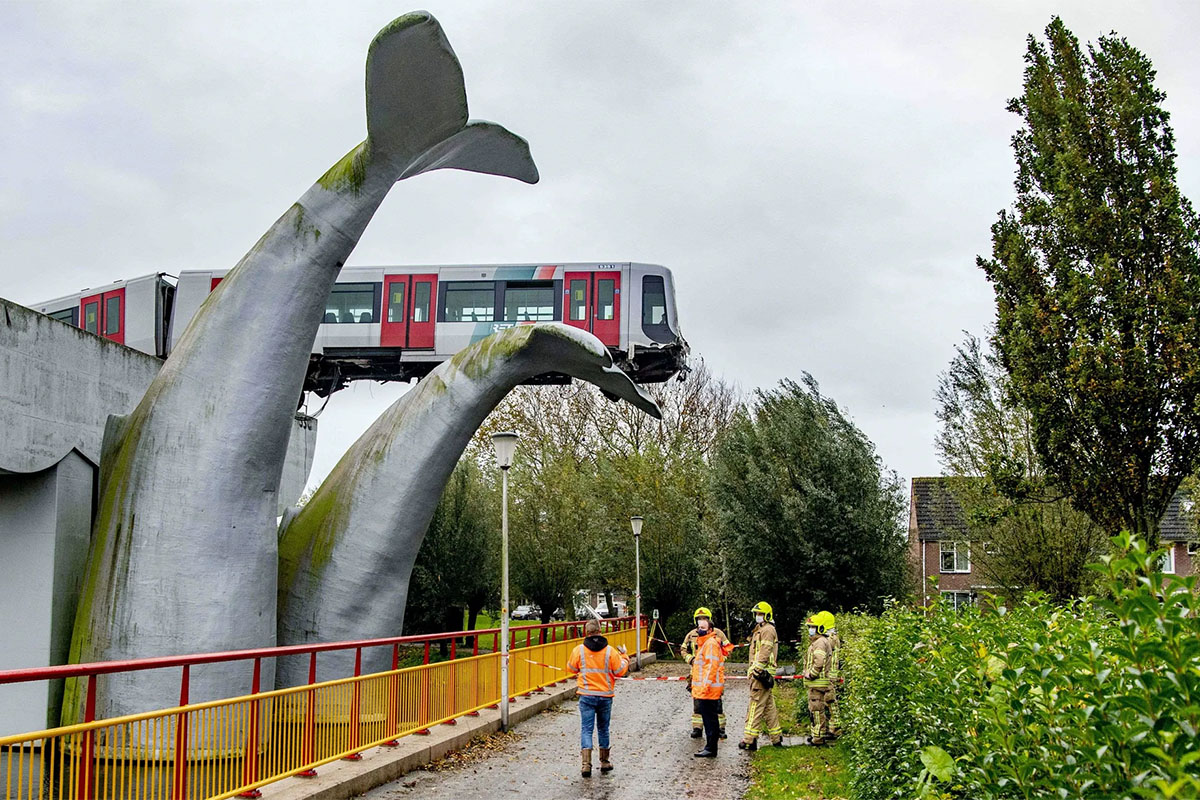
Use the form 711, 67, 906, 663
743, 682, 781, 743
691, 697, 725, 731
808, 687, 836, 740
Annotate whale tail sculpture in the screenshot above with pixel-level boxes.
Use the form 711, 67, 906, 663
276, 323, 660, 684
65, 11, 537, 727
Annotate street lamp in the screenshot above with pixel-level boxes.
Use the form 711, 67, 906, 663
491, 431, 519, 731
630, 515, 643, 670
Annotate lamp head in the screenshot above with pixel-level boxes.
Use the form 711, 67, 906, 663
491, 431, 519, 470
630, 515, 644, 537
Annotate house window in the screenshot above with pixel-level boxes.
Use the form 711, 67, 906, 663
1187, 540, 1199, 556
1159, 546, 1176, 574
940, 541, 970, 573
942, 591, 974, 612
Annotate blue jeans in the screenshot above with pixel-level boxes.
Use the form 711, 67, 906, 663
578, 695, 613, 749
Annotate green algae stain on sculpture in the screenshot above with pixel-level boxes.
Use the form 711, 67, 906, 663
65, 11, 539, 724
276, 323, 660, 683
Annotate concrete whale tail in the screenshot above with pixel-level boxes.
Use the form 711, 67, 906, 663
363, 12, 538, 184
275, 324, 657, 679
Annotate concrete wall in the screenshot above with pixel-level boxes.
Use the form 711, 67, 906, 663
0, 297, 316, 509
0, 451, 92, 733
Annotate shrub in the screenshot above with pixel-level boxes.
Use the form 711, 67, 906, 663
843, 533, 1200, 799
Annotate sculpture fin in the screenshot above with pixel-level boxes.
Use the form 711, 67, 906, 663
364, 14, 537, 182
401, 121, 539, 183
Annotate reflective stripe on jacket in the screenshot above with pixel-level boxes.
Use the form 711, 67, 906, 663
804, 635, 832, 688
747, 621, 778, 674
567, 643, 629, 697
690, 631, 735, 700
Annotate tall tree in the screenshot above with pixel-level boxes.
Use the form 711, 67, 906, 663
710, 376, 910, 629
935, 332, 1107, 600
980, 17, 1200, 549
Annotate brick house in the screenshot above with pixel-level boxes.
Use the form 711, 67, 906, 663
909, 477, 1198, 607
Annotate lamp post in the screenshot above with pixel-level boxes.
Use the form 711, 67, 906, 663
491, 431, 519, 732
630, 515, 643, 670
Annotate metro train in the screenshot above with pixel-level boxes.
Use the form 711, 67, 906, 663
32, 263, 688, 396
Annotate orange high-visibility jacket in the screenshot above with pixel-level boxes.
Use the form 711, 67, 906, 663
690, 631, 735, 700
567, 641, 629, 697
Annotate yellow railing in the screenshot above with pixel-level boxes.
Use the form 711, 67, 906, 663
0, 627, 642, 800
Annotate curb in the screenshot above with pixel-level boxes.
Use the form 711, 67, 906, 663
265, 652, 656, 800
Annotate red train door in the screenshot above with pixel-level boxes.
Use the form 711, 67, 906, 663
408, 273, 436, 349
79, 289, 125, 344
564, 271, 592, 333
381, 274, 409, 347
80, 293, 102, 335
591, 273, 620, 347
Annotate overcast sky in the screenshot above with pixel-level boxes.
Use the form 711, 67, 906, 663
4, 2, 1200, 491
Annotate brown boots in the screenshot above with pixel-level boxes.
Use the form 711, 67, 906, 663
581, 747, 613, 777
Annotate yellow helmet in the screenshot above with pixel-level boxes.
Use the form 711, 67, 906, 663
806, 613, 828, 635
693, 606, 713, 621
817, 611, 837, 631
750, 601, 773, 621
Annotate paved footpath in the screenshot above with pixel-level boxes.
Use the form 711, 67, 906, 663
360, 662, 753, 800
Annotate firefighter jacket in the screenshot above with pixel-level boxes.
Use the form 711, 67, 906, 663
828, 630, 843, 683
747, 621, 778, 676
804, 634, 833, 688
567, 634, 629, 697
681, 626, 729, 664
690, 630, 735, 700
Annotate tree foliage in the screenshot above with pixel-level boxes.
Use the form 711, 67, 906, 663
935, 332, 1107, 600
979, 17, 1200, 549
710, 376, 910, 633
477, 360, 739, 636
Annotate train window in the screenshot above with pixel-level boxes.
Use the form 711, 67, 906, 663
444, 281, 494, 322
105, 296, 121, 335
503, 282, 555, 321
642, 276, 667, 325
569, 279, 587, 321
596, 279, 615, 321
83, 301, 99, 334
388, 283, 406, 323
326, 283, 376, 323
413, 282, 431, 323
49, 308, 78, 326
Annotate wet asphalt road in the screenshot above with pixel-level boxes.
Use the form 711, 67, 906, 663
360, 662, 752, 800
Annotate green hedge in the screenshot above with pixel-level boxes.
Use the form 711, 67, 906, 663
843, 533, 1200, 799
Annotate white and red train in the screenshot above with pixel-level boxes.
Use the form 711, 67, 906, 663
32, 263, 688, 395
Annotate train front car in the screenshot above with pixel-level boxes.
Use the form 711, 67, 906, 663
624, 262, 688, 382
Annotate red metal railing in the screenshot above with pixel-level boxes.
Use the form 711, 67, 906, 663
0, 617, 640, 799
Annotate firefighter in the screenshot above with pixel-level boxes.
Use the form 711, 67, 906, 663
738, 600, 783, 751
819, 611, 843, 738
690, 612, 735, 757
802, 612, 836, 745
680, 607, 729, 739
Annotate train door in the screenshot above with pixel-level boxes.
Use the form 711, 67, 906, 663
381, 274, 409, 347
591, 273, 620, 347
564, 271, 592, 334
79, 289, 125, 344
381, 273, 437, 348
408, 273, 436, 349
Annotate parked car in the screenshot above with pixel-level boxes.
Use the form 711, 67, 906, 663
512, 605, 535, 620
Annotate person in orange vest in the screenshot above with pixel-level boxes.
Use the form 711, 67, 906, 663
690, 616, 736, 758
566, 618, 629, 777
